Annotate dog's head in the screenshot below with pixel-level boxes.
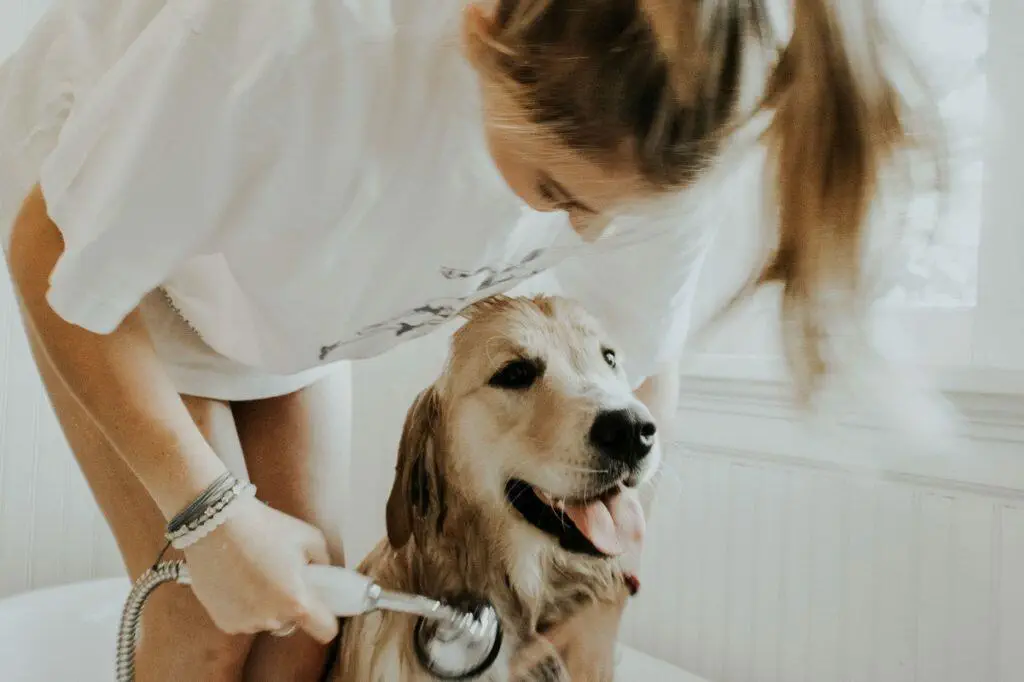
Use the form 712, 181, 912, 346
386, 295, 656, 561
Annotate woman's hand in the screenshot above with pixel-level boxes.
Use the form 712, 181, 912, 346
183, 495, 339, 643
510, 492, 644, 681
510, 586, 629, 682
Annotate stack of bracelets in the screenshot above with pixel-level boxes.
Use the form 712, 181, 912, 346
165, 471, 258, 550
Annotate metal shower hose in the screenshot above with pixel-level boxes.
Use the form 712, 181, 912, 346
115, 560, 190, 682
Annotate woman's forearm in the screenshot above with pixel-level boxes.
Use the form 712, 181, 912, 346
634, 361, 679, 515
634, 361, 680, 431
8, 187, 227, 519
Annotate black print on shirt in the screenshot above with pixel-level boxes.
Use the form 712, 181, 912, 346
440, 248, 545, 288
354, 300, 463, 338
318, 250, 549, 361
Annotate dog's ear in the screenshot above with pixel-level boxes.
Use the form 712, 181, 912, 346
386, 385, 446, 550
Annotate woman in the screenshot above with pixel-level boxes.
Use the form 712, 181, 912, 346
0, 0, 912, 679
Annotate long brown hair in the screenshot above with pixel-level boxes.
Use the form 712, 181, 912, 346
466, 0, 926, 399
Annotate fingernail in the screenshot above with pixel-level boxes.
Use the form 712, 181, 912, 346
624, 573, 640, 597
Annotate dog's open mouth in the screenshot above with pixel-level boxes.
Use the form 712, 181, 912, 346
504, 479, 646, 558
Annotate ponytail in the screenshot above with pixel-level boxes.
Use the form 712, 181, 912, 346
466, 0, 927, 401
759, 0, 909, 399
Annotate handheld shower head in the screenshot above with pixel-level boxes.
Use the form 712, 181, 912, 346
413, 594, 503, 680
304, 565, 503, 680
117, 563, 503, 682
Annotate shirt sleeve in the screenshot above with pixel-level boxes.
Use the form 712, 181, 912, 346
38, 0, 294, 334
552, 221, 713, 388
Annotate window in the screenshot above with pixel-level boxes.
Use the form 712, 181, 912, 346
971, 0, 1024, 372
685, 0, 1024, 388
886, 0, 986, 309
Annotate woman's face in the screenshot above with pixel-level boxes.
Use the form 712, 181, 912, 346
481, 98, 646, 241
463, 5, 653, 240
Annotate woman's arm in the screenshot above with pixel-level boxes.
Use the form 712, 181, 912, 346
633, 360, 679, 515
634, 360, 675, 440
634, 362, 679, 437
9, 186, 339, 644
7, 186, 227, 518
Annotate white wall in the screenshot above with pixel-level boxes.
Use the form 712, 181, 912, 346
619, 376, 1024, 682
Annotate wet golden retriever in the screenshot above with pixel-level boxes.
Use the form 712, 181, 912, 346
332, 295, 658, 681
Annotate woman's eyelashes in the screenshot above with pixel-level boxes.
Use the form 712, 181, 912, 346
537, 177, 593, 215
537, 179, 557, 204
537, 179, 569, 210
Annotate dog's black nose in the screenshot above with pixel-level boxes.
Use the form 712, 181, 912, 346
589, 409, 657, 465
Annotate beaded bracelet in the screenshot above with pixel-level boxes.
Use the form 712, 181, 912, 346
165, 473, 258, 550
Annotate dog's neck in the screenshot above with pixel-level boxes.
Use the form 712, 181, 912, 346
393, 496, 622, 640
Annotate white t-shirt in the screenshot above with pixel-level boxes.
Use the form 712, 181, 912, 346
0, 0, 711, 388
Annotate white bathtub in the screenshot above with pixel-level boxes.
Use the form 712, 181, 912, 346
0, 579, 707, 682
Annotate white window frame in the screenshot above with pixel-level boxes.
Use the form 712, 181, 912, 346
971, 0, 1024, 372
682, 0, 1024, 395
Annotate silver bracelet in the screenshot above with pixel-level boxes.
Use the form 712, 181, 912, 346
166, 472, 235, 533
165, 474, 258, 550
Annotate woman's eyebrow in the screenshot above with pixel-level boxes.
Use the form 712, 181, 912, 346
545, 175, 597, 214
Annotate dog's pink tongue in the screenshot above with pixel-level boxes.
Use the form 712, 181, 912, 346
563, 485, 646, 557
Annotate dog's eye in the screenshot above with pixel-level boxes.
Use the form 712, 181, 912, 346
489, 359, 541, 390
602, 348, 618, 369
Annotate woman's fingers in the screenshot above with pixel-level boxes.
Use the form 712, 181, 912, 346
301, 525, 332, 566
296, 594, 340, 644
295, 528, 336, 642
510, 635, 564, 679
510, 592, 628, 681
